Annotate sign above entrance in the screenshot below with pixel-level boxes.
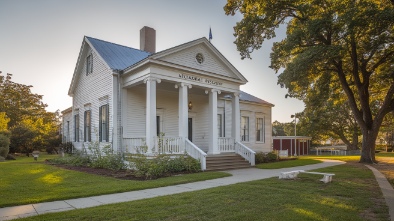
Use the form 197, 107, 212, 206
179, 73, 223, 86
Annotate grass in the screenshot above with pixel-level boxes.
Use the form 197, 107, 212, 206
376, 152, 394, 158
18, 163, 389, 221
0, 154, 231, 208
256, 159, 321, 169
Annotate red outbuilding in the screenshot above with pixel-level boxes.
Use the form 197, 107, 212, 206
273, 136, 312, 156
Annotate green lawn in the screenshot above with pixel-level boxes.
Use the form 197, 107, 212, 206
18, 163, 389, 221
0, 154, 230, 208
256, 159, 321, 169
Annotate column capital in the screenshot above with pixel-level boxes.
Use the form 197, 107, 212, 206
143, 76, 161, 84
175, 82, 192, 89
205, 89, 221, 95
233, 91, 240, 97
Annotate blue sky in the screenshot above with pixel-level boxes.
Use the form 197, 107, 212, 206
0, 0, 304, 122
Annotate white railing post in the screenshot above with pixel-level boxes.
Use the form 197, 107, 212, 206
235, 141, 256, 166
218, 137, 235, 152
185, 138, 207, 171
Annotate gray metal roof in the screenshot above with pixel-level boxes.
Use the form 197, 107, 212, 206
86, 36, 151, 70
239, 91, 274, 106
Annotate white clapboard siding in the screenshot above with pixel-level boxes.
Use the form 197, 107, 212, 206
158, 44, 239, 80
239, 102, 272, 153
72, 47, 113, 145
62, 110, 73, 143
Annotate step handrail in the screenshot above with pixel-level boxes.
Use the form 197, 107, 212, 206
185, 138, 207, 171
235, 141, 256, 166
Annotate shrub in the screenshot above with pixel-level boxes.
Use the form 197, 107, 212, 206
266, 152, 278, 162
129, 154, 201, 179
255, 152, 266, 164
255, 151, 278, 164
0, 134, 10, 158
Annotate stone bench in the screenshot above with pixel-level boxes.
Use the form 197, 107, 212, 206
279, 170, 335, 183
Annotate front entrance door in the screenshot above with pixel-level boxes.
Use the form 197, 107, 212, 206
188, 118, 193, 142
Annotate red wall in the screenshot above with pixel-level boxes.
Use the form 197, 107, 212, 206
273, 138, 309, 156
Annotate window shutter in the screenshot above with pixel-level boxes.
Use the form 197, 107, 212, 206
99, 106, 102, 142
106, 104, 109, 142
84, 111, 86, 142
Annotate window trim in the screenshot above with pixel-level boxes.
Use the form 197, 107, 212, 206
86, 53, 93, 75
84, 110, 91, 142
99, 104, 109, 142
256, 117, 265, 143
241, 116, 249, 142
74, 114, 79, 142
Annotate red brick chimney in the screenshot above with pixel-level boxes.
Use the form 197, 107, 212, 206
140, 26, 156, 53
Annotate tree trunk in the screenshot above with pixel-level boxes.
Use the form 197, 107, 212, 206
359, 130, 377, 163
350, 131, 359, 150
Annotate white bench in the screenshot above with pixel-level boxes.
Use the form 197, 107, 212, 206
279, 170, 335, 183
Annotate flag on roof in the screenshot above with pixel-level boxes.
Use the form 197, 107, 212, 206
209, 27, 212, 41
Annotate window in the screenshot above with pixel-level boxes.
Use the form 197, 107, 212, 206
86, 54, 93, 75
66, 121, 70, 142
256, 117, 265, 142
217, 114, 223, 137
74, 114, 79, 142
99, 104, 109, 142
84, 110, 91, 142
241, 116, 249, 142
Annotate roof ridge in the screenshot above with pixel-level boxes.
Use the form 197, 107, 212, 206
85, 36, 150, 54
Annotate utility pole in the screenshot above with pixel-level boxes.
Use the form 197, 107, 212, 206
291, 113, 297, 137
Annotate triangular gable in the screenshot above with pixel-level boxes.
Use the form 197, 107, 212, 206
150, 38, 248, 84
68, 36, 151, 96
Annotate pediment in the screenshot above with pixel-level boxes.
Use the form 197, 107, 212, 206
152, 38, 247, 83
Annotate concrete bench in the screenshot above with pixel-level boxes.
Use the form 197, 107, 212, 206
279, 170, 335, 183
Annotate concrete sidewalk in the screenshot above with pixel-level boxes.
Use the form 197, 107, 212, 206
0, 159, 348, 221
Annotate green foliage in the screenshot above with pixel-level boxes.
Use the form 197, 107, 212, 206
0, 112, 10, 133
130, 154, 201, 179
224, 0, 394, 163
0, 72, 61, 154
255, 151, 278, 164
86, 142, 127, 171
0, 134, 10, 158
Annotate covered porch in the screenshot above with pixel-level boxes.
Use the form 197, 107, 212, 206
119, 72, 255, 170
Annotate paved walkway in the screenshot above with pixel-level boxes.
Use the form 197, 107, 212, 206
0, 159, 391, 221
365, 165, 394, 221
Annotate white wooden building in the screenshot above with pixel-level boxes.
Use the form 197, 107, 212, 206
62, 26, 274, 170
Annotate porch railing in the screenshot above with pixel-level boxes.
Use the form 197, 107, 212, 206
123, 137, 146, 153
185, 138, 207, 171
235, 141, 256, 166
218, 137, 235, 152
155, 136, 183, 154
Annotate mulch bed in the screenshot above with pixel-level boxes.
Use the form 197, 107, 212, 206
46, 162, 193, 181
45, 161, 148, 180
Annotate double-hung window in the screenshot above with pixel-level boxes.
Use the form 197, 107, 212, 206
241, 116, 249, 142
256, 117, 265, 142
86, 54, 93, 75
217, 114, 223, 137
84, 110, 91, 142
99, 104, 109, 142
74, 114, 79, 142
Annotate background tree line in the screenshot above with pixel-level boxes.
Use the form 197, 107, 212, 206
0, 71, 61, 159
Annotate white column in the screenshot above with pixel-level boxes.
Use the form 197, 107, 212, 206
144, 77, 161, 153
175, 83, 192, 141
206, 89, 221, 154
112, 74, 119, 152
232, 92, 240, 143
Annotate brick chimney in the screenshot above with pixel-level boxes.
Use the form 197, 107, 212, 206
140, 26, 156, 53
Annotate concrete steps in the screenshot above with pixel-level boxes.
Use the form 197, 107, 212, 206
206, 153, 252, 171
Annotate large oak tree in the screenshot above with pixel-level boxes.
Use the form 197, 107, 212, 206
225, 0, 394, 163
